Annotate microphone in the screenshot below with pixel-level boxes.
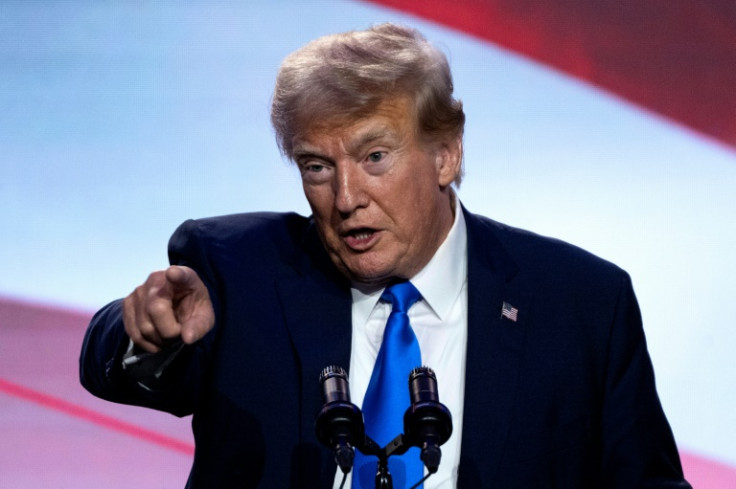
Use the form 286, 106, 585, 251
403, 366, 453, 474
315, 365, 365, 474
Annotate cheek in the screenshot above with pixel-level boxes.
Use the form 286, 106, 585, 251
400, 184, 435, 219
304, 187, 332, 216
305, 190, 341, 244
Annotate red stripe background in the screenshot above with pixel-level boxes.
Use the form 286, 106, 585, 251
364, 0, 736, 150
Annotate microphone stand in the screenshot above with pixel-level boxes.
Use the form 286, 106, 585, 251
358, 433, 416, 489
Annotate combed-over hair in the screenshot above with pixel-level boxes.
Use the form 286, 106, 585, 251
270, 23, 465, 185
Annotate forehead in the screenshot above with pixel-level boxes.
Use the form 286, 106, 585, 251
292, 97, 417, 152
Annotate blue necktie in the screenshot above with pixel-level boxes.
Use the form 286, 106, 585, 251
353, 281, 423, 488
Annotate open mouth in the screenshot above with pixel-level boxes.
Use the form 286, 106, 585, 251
350, 229, 374, 240
343, 228, 378, 249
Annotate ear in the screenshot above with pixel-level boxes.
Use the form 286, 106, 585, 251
436, 136, 463, 187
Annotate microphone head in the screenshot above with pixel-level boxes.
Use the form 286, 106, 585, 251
408, 366, 440, 404
315, 365, 365, 474
319, 365, 351, 404
404, 366, 453, 474
404, 366, 453, 446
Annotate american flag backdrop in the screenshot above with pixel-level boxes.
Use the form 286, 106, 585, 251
1, 1, 734, 487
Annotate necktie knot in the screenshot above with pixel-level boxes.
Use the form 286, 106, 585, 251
381, 281, 421, 314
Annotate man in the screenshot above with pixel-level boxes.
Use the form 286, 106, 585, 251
80, 23, 691, 488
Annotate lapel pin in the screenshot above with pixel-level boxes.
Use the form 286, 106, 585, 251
500, 301, 519, 322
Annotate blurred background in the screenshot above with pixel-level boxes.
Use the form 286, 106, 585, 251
1, 1, 734, 487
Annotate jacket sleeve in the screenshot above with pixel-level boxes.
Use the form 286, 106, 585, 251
79, 219, 220, 417
599, 273, 691, 488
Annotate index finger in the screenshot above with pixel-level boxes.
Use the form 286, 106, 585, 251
165, 265, 198, 289
144, 278, 185, 342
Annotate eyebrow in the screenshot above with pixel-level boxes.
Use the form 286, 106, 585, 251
291, 146, 328, 164
343, 125, 402, 159
354, 125, 397, 145
292, 124, 401, 162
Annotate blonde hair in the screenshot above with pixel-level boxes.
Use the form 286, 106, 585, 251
271, 23, 465, 184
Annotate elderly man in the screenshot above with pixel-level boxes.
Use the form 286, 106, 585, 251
80, 23, 691, 488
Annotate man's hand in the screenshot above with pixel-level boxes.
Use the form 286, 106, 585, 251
123, 266, 215, 353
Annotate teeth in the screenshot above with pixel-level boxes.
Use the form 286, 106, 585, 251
352, 231, 373, 240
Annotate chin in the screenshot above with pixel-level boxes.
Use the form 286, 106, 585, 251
346, 264, 402, 290
331, 248, 401, 284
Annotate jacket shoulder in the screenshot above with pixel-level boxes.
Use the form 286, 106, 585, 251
465, 211, 628, 285
168, 211, 310, 257
175, 211, 311, 243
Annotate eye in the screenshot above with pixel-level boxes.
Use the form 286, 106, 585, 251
367, 151, 384, 163
298, 159, 333, 184
302, 162, 325, 173
297, 157, 327, 174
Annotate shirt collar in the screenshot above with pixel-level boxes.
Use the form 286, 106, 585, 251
351, 195, 468, 323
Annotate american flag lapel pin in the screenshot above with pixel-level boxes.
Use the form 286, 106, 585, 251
500, 301, 519, 322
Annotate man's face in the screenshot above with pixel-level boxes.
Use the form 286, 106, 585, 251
292, 97, 461, 290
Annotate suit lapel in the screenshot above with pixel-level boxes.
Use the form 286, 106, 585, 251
459, 210, 530, 486
276, 221, 353, 487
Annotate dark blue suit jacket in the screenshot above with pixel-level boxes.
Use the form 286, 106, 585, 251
80, 208, 691, 488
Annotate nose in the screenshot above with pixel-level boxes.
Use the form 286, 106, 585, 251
334, 162, 368, 215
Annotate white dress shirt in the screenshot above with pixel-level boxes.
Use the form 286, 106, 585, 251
335, 200, 469, 488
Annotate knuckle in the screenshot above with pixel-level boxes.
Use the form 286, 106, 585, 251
146, 299, 170, 318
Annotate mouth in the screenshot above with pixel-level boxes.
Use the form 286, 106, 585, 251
342, 227, 378, 250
